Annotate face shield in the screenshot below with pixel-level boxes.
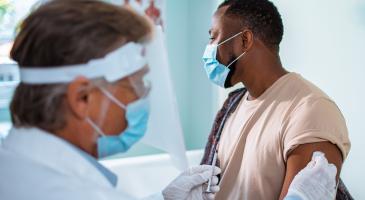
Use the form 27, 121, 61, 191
125, 66, 152, 99
19, 27, 188, 171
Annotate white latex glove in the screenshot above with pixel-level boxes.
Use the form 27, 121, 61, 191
285, 151, 337, 200
162, 165, 221, 200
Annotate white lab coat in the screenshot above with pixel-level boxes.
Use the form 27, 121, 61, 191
0, 127, 163, 200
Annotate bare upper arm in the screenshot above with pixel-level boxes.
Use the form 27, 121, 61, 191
278, 141, 343, 200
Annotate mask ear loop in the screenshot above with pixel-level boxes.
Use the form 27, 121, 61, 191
99, 87, 127, 110
226, 51, 246, 68
78, 82, 108, 137
86, 118, 106, 137
86, 86, 128, 138
83, 82, 121, 138
215, 32, 246, 68
96, 93, 112, 132
217, 32, 243, 47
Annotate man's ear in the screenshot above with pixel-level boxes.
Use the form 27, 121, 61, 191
66, 77, 93, 120
241, 29, 254, 52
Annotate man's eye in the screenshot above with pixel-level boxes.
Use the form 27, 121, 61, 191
209, 37, 215, 41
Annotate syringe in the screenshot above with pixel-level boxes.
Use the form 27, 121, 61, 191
205, 149, 218, 193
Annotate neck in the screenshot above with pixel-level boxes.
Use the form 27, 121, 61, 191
54, 120, 98, 158
241, 51, 287, 100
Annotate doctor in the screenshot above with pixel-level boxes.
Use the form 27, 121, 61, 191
0, 1, 220, 199
0, 1, 336, 200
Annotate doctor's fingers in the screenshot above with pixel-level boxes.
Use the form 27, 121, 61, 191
311, 151, 333, 168
187, 170, 215, 187
203, 185, 221, 200
204, 192, 216, 200
306, 152, 336, 173
208, 185, 220, 193
303, 160, 337, 187
310, 154, 337, 176
186, 165, 221, 176
210, 176, 219, 186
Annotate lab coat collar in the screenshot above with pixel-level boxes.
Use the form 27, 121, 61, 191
2, 127, 114, 188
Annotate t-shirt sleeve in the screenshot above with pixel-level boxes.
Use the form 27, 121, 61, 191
282, 97, 351, 162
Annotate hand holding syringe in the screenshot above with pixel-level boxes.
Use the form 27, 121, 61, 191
205, 149, 219, 193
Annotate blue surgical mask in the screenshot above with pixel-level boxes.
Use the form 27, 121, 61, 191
202, 32, 246, 88
87, 89, 150, 158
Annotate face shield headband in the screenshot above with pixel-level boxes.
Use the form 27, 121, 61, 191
18, 42, 148, 84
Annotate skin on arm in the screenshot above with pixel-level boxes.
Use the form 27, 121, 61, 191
279, 141, 343, 200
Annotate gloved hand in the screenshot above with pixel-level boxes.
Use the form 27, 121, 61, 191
162, 165, 221, 200
285, 151, 337, 200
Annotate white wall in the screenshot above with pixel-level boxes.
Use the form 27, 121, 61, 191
165, 0, 217, 150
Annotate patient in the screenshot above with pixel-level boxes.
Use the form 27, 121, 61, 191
201, 0, 352, 199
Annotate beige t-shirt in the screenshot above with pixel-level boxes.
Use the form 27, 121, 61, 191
216, 73, 351, 200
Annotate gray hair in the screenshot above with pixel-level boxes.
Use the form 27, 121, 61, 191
11, 83, 68, 131
11, 79, 108, 132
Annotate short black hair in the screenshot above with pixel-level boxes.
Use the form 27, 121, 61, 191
219, 0, 284, 51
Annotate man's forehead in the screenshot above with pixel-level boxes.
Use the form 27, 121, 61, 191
214, 4, 229, 18
211, 6, 228, 29
211, 6, 242, 34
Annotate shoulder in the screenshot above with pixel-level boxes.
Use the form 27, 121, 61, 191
293, 96, 343, 120
289, 73, 331, 99
289, 97, 346, 130
285, 73, 342, 116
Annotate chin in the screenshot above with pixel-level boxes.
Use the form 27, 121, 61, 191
224, 78, 237, 88
225, 80, 244, 89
